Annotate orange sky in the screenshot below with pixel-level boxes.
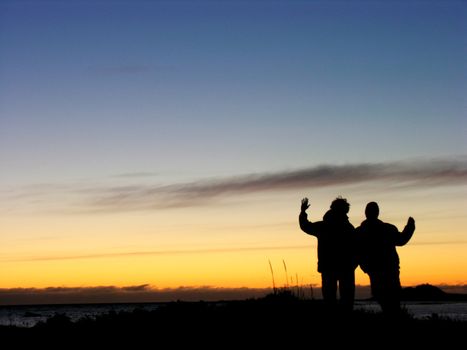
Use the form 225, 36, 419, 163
1, 180, 466, 292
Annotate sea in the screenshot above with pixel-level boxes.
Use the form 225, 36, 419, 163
1, 301, 467, 328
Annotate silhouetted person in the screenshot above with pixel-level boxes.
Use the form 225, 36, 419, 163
356, 202, 415, 317
299, 197, 357, 312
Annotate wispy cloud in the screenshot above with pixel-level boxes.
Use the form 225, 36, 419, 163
3, 157, 466, 213
111, 172, 160, 179
437, 284, 467, 294
0, 285, 273, 305
86, 157, 467, 212
6, 240, 465, 263
86, 63, 177, 77
87, 64, 153, 76
4, 245, 311, 262
411, 240, 467, 246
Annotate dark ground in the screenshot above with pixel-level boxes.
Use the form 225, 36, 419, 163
1, 292, 465, 348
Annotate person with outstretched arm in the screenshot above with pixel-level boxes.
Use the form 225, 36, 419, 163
299, 197, 357, 312
356, 202, 415, 317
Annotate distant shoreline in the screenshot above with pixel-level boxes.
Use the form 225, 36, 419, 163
0, 283, 465, 307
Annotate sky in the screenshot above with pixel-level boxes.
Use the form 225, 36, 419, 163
0, 0, 466, 304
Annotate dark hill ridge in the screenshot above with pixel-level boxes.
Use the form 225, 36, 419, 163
401, 284, 467, 301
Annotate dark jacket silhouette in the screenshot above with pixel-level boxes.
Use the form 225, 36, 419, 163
299, 197, 356, 311
356, 202, 415, 315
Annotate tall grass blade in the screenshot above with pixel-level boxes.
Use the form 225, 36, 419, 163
268, 259, 276, 294
282, 259, 289, 289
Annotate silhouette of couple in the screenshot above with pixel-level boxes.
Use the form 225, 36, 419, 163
299, 197, 415, 316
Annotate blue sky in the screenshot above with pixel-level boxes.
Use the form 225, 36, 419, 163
1, 0, 465, 188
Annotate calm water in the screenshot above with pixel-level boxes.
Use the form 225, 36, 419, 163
355, 301, 467, 321
0, 303, 161, 328
1, 301, 467, 328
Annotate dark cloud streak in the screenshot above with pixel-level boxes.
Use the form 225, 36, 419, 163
0, 285, 273, 305
3, 157, 465, 213
88, 158, 467, 212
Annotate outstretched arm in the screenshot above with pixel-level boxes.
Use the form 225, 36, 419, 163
299, 198, 318, 236
395, 217, 415, 246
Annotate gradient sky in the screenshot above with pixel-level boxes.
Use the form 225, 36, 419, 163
0, 0, 466, 302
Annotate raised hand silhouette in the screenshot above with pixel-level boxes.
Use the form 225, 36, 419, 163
299, 196, 356, 312
301, 197, 310, 212
407, 217, 415, 230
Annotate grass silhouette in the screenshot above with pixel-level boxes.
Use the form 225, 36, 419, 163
268, 259, 314, 300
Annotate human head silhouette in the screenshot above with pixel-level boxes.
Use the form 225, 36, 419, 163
365, 202, 379, 220
330, 197, 350, 215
